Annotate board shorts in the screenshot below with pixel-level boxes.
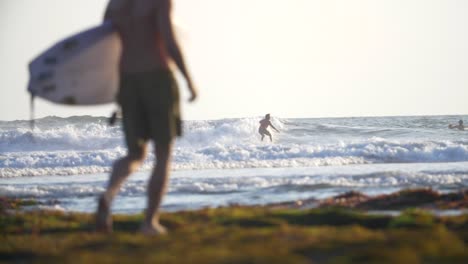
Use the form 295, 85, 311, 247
117, 69, 182, 155
259, 128, 271, 136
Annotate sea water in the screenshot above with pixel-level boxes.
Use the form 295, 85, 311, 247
0, 115, 467, 213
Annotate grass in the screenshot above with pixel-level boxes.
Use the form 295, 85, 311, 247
1, 204, 468, 263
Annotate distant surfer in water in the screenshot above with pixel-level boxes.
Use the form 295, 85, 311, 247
259, 114, 279, 142
96, 0, 198, 235
449, 120, 465, 131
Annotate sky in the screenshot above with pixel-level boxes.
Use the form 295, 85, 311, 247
1, 0, 468, 121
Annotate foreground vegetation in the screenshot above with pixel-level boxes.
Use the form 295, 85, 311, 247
2, 196, 468, 263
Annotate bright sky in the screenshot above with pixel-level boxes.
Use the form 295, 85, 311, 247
1, 0, 468, 121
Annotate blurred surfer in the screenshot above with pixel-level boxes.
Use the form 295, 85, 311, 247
96, 0, 198, 235
449, 120, 465, 131
259, 114, 279, 142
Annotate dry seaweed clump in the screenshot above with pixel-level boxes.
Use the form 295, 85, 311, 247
0, 197, 38, 214
319, 189, 468, 210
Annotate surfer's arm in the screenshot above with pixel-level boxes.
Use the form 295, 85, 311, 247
269, 123, 279, 132
158, 0, 198, 102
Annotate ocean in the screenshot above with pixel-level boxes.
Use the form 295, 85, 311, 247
1, 115, 467, 213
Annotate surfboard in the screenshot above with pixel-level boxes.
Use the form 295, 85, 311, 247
27, 22, 121, 105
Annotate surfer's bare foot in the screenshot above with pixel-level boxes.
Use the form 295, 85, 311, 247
95, 195, 112, 233
140, 222, 168, 236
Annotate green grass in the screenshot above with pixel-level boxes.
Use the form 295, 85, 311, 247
1, 206, 468, 263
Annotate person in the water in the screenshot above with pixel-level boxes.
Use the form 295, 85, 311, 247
449, 120, 465, 131
258, 114, 279, 141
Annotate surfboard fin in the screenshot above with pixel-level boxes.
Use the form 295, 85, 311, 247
108, 109, 120, 126
30, 93, 36, 130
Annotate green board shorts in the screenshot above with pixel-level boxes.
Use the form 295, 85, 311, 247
117, 69, 182, 155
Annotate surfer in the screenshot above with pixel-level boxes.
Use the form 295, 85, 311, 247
258, 114, 279, 142
449, 120, 465, 131
96, 0, 198, 235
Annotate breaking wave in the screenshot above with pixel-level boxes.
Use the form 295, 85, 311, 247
1, 115, 468, 178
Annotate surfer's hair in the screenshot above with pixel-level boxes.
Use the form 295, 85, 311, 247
265, 114, 270, 119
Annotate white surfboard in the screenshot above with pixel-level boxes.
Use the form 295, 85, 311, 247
28, 22, 121, 105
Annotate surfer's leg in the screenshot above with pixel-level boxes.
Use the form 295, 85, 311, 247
96, 146, 147, 232
264, 130, 272, 142
141, 141, 173, 235
105, 148, 147, 200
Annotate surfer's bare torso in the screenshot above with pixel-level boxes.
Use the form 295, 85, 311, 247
259, 119, 271, 133
105, 0, 197, 100
105, 0, 169, 73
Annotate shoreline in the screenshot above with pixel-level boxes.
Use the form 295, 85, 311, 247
2, 188, 468, 215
